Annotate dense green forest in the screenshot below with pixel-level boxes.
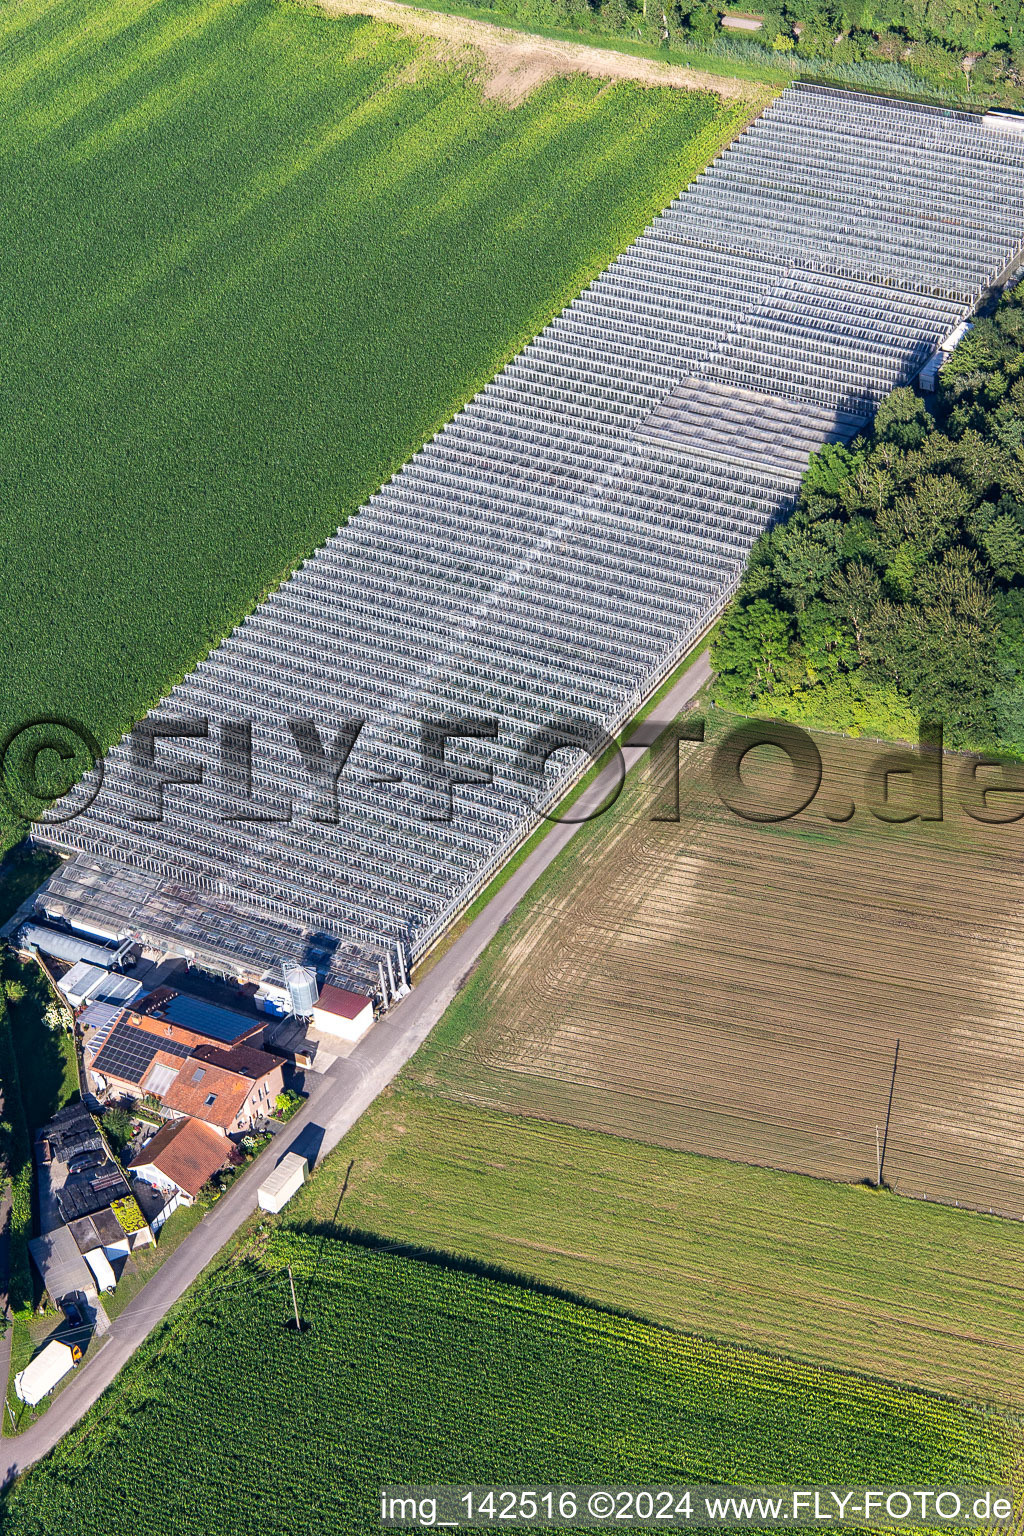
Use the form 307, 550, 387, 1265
452, 0, 1024, 103
712, 285, 1024, 752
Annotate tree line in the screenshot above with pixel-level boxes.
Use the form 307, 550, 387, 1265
457, 0, 1024, 104
712, 285, 1024, 752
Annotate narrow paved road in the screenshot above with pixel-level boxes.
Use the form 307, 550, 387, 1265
0, 650, 711, 1482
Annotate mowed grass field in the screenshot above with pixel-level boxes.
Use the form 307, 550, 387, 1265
407, 712, 1024, 1221
0, 0, 743, 848
0, 1233, 1015, 1535
290, 1087, 1024, 1406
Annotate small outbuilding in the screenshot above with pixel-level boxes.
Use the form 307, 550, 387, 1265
310, 985, 374, 1044
68, 1208, 133, 1262
58, 962, 143, 1011
257, 1151, 309, 1214
28, 1227, 95, 1305
15, 1339, 81, 1405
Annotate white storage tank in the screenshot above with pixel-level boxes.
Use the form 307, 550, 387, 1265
257, 1152, 309, 1214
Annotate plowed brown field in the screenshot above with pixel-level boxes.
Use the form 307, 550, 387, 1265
411, 717, 1024, 1219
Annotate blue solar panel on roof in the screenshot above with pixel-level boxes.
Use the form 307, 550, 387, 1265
163, 995, 253, 1042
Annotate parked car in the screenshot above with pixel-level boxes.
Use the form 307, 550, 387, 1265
61, 1298, 84, 1329
67, 1151, 105, 1176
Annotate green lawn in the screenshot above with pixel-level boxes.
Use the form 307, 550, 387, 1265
0, 0, 742, 849
0, 1232, 1015, 1535
285, 1087, 1024, 1407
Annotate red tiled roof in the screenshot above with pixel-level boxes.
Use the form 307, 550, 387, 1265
129, 1117, 227, 1198
160, 1060, 252, 1130
315, 984, 372, 1021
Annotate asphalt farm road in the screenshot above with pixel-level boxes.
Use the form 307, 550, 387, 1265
0, 648, 712, 1481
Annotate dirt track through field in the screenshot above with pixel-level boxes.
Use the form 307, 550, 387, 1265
314, 0, 772, 103
414, 723, 1024, 1220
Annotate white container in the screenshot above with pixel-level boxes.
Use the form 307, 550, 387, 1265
83, 1248, 117, 1293
15, 1340, 79, 1405
257, 1152, 308, 1213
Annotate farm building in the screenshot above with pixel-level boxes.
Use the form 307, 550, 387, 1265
159, 1043, 284, 1135
28, 1227, 95, 1305
89, 1015, 207, 1100
15, 1340, 81, 1406
87, 997, 284, 1134
311, 986, 374, 1043
138, 988, 266, 1047
15, 923, 130, 970
57, 961, 142, 1010
129, 1117, 228, 1206
258, 1152, 308, 1213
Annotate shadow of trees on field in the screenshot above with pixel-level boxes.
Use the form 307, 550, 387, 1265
286, 1219, 661, 1333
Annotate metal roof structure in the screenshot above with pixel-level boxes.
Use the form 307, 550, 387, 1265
58, 962, 143, 1010
35, 84, 1024, 997
91, 972, 143, 1007
15, 923, 124, 970
28, 1227, 95, 1303
79, 1001, 126, 1055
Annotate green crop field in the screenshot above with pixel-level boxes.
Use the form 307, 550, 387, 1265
0, 1233, 1015, 1535
286, 1087, 1024, 1407
0, 0, 743, 849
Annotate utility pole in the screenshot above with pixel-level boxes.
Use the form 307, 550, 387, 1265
875, 1126, 881, 1188
878, 1038, 901, 1188
5, 1395, 17, 1431
288, 1265, 301, 1331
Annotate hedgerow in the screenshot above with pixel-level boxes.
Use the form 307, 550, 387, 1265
442, 0, 1024, 106
0, 990, 34, 1315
